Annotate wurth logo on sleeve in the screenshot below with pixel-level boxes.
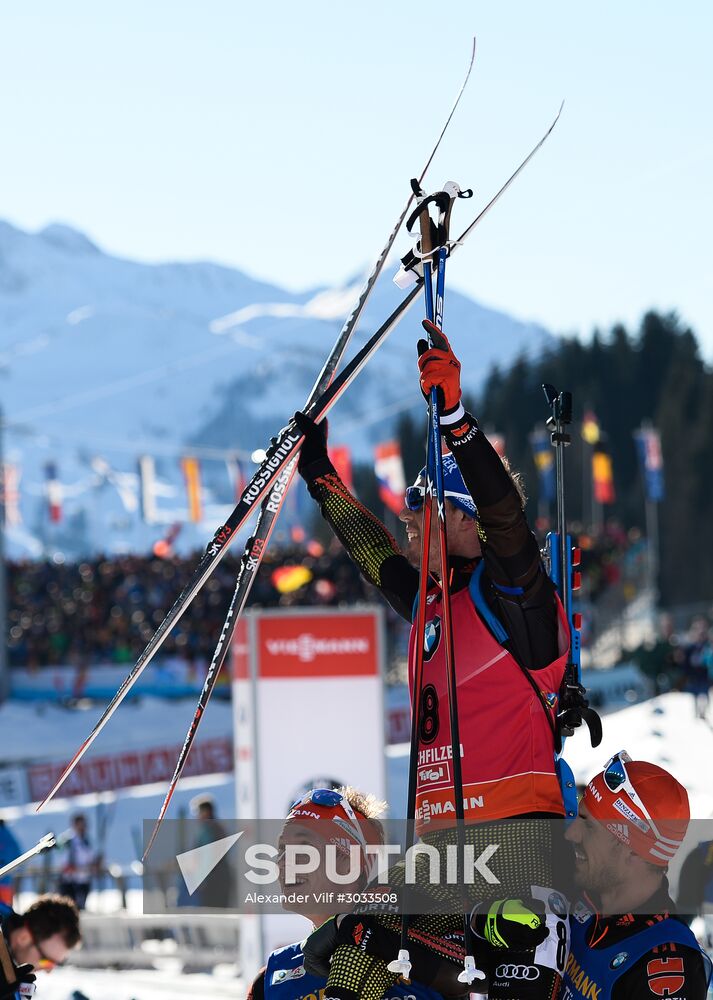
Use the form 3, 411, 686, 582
646, 956, 685, 997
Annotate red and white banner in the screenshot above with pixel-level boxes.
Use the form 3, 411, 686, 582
248, 612, 379, 678
27, 736, 232, 802
374, 441, 406, 515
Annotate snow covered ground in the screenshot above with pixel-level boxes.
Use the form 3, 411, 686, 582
24, 965, 244, 1000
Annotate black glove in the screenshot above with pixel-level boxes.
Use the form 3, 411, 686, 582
293, 411, 329, 478
471, 897, 549, 952
302, 916, 340, 978
0, 934, 36, 1000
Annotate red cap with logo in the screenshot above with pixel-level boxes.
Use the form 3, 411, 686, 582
583, 757, 690, 867
284, 788, 383, 879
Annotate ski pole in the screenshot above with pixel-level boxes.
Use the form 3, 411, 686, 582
0, 833, 56, 880
542, 384, 602, 814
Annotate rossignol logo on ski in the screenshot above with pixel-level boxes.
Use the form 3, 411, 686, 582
264, 464, 294, 515
242, 431, 302, 506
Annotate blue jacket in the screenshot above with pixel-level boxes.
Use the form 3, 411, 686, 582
563, 899, 711, 1000
263, 940, 444, 1000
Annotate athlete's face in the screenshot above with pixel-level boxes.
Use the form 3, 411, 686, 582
565, 800, 630, 894
9, 927, 71, 971
399, 498, 481, 569
276, 821, 362, 923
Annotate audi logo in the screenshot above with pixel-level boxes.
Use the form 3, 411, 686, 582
495, 964, 540, 980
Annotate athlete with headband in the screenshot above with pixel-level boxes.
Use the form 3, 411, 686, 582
563, 752, 711, 999
247, 787, 445, 1000
295, 325, 571, 1000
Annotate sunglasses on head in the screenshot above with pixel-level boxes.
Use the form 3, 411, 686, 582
289, 788, 367, 852
602, 750, 663, 841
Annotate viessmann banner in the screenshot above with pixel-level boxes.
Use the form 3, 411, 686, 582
231, 606, 387, 970
256, 612, 380, 677
231, 609, 385, 821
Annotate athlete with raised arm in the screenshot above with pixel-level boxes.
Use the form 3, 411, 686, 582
294, 325, 571, 999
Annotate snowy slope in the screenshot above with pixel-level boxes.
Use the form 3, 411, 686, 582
0, 220, 553, 558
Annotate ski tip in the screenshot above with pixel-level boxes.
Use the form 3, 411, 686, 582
35, 741, 89, 810
142, 788, 177, 861
141, 835, 157, 864
142, 819, 163, 861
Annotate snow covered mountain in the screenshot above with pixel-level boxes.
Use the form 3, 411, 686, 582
0, 220, 553, 557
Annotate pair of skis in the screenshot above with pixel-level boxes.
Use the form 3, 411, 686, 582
37, 47, 564, 867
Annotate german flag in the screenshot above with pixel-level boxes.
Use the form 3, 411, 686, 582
271, 565, 313, 594
592, 444, 615, 504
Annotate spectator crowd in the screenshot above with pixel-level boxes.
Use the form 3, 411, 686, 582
7, 539, 375, 669
630, 611, 713, 719
7, 523, 711, 704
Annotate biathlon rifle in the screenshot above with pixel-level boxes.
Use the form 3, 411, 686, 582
542, 384, 602, 755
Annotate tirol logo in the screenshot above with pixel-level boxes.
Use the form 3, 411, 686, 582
265, 633, 369, 663
423, 617, 442, 661
418, 764, 448, 786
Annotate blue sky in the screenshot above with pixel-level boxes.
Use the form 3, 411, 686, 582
2, 2, 711, 354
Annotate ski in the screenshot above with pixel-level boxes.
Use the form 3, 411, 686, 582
38, 100, 562, 812
140, 39, 478, 856
0, 833, 55, 880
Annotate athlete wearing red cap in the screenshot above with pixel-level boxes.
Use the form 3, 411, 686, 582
563, 752, 711, 999
246, 787, 444, 1000
295, 324, 570, 1000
